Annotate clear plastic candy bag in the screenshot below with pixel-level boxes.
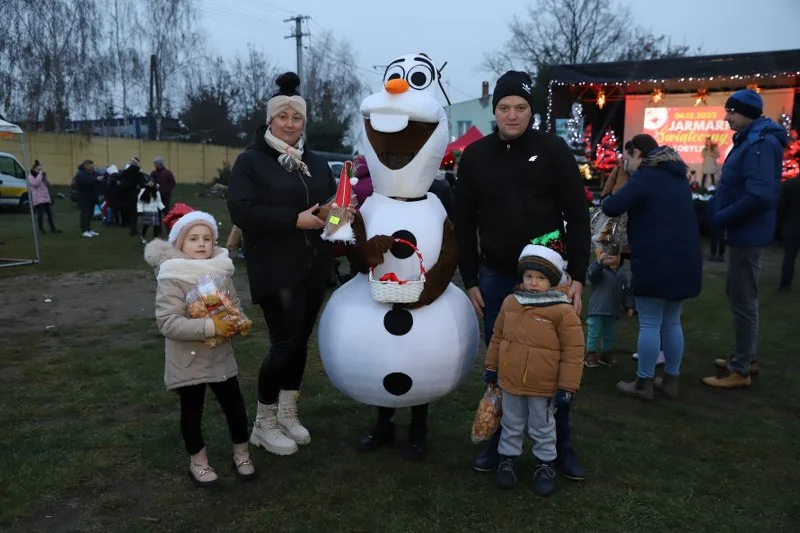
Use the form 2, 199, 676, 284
186, 274, 253, 348
471, 384, 503, 445
591, 209, 628, 254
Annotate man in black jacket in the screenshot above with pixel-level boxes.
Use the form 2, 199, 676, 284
778, 176, 800, 291
455, 70, 591, 480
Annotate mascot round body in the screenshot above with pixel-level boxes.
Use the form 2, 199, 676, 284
318, 54, 479, 456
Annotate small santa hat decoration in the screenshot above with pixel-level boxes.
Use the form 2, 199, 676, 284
517, 230, 567, 286
334, 161, 358, 207
163, 202, 219, 247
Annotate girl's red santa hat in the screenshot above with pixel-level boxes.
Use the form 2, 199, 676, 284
162, 202, 219, 250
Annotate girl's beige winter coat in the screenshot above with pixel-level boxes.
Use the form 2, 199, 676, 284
145, 239, 239, 390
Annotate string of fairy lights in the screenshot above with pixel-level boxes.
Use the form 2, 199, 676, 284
546, 70, 800, 132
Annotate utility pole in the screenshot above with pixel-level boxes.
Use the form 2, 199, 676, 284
149, 54, 156, 140
284, 15, 310, 84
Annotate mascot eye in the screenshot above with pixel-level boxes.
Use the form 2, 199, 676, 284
407, 65, 433, 90
385, 65, 405, 83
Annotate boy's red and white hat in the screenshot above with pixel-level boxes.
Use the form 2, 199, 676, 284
163, 202, 218, 247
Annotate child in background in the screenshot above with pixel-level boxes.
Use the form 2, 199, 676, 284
584, 250, 625, 367
483, 232, 584, 496
144, 203, 255, 487
137, 176, 165, 244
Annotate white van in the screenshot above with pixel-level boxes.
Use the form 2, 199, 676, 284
0, 152, 28, 211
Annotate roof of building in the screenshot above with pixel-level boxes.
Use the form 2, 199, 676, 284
549, 48, 800, 85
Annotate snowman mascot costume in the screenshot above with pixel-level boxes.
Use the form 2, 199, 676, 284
318, 53, 479, 461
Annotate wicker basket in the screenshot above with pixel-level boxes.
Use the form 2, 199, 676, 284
368, 238, 426, 304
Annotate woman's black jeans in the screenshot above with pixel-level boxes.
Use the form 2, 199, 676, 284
258, 281, 326, 404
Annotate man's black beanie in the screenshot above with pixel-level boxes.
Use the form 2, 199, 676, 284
492, 70, 534, 111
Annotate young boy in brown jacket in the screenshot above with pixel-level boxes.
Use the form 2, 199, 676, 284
484, 231, 585, 496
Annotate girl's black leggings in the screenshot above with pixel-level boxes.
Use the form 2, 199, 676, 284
177, 377, 249, 455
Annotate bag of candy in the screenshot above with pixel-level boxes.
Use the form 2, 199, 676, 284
186, 274, 253, 348
470, 383, 503, 445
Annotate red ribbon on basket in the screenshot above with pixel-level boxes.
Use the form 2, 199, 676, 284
378, 272, 407, 284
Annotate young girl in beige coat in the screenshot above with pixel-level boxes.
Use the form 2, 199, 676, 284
144, 203, 255, 487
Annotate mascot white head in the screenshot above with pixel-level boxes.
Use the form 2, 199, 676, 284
360, 53, 449, 199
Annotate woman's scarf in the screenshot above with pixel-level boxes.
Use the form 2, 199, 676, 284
264, 128, 311, 177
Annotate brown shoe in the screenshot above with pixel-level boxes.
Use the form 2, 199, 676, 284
703, 371, 752, 389
584, 351, 600, 368
599, 352, 617, 367
616, 377, 654, 400
653, 374, 679, 398
713, 358, 759, 375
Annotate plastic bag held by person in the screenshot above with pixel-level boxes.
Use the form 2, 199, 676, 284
471, 384, 503, 444
186, 274, 253, 348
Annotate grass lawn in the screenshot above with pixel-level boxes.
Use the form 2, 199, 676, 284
0, 185, 798, 532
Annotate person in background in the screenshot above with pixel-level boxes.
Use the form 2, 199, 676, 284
28, 159, 62, 234
777, 176, 800, 292
226, 225, 244, 259
703, 89, 787, 389
584, 250, 625, 368
119, 157, 147, 237
351, 154, 374, 207
104, 165, 121, 227
152, 157, 177, 211
74, 159, 102, 238
701, 137, 720, 188
137, 176, 166, 244
602, 135, 702, 400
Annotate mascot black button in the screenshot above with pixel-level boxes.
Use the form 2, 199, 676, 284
390, 230, 417, 259
383, 308, 413, 336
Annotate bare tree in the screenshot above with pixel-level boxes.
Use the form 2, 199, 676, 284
229, 46, 280, 122
303, 31, 367, 152
105, 0, 146, 116
139, 0, 203, 139
483, 0, 691, 76
4, 0, 106, 128
0, 0, 21, 116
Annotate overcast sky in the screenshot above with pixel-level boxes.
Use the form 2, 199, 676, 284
197, 0, 800, 103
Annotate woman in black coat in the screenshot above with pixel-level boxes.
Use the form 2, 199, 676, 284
227, 72, 338, 457
602, 134, 702, 401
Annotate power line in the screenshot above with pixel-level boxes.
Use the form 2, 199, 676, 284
445, 80, 477, 100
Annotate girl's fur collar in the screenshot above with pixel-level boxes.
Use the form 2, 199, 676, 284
144, 239, 234, 283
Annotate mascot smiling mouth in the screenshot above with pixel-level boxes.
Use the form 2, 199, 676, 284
364, 119, 438, 170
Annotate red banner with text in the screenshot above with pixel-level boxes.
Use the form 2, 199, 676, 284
642, 107, 732, 165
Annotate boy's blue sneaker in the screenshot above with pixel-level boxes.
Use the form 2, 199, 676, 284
533, 460, 557, 496
496, 455, 518, 489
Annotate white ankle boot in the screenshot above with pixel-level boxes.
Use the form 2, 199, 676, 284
277, 390, 311, 445
233, 442, 256, 479
250, 402, 298, 455
189, 448, 218, 487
